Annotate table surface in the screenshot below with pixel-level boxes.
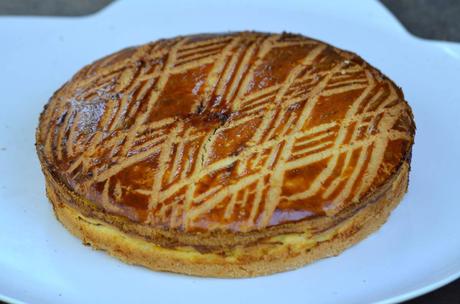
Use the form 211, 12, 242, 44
0, 1, 458, 303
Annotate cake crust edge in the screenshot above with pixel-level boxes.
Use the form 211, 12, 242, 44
47, 162, 409, 278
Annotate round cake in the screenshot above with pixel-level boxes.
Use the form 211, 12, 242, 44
36, 32, 415, 277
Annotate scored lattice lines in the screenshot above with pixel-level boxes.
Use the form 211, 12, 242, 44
191, 36, 243, 112
292, 70, 376, 201
151, 100, 400, 208
46, 34, 412, 229
86, 89, 404, 215
164, 44, 340, 227
64, 35, 300, 173
146, 121, 184, 218
321, 70, 376, 198
81, 38, 278, 180
118, 38, 188, 157
255, 48, 346, 227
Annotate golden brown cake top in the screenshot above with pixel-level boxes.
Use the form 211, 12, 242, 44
36, 32, 415, 232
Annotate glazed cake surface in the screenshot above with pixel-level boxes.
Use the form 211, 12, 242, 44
36, 32, 415, 277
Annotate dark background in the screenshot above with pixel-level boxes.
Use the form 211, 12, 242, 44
0, 0, 459, 303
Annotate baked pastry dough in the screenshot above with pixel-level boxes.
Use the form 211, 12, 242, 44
36, 32, 415, 277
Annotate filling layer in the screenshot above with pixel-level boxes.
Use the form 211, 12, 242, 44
56, 201, 351, 263
52, 163, 405, 264
46, 162, 408, 263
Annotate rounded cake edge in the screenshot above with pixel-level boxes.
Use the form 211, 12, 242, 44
45, 162, 409, 278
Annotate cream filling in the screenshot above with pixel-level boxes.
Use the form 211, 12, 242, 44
54, 163, 407, 267
71, 206, 353, 263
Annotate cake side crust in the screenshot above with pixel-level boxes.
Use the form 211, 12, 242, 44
48, 162, 409, 278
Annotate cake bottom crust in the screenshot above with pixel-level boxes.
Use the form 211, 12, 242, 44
49, 163, 409, 278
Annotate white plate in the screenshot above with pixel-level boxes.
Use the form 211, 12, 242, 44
1, 1, 459, 303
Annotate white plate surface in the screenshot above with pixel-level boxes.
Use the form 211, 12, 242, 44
0, 1, 459, 303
